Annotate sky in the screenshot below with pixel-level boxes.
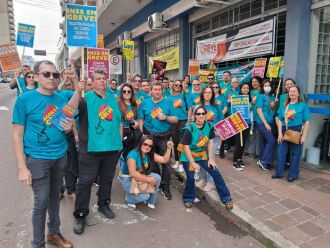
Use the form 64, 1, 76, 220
14, 0, 62, 64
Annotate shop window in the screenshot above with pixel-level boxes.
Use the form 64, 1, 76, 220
220, 12, 228, 26
264, 0, 278, 12
251, 0, 262, 16
239, 3, 251, 21
212, 15, 220, 29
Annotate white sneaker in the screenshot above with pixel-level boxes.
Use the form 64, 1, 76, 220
194, 197, 200, 203
147, 203, 155, 209
171, 161, 179, 169
127, 203, 136, 210
177, 164, 184, 173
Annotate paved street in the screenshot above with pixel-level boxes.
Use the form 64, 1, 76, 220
0, 86, 263, 248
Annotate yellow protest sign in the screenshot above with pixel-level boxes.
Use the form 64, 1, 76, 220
266, 57, 282, 78
97, 35, 104, 48
122, 40, 134, 61
148, 47, 179, 73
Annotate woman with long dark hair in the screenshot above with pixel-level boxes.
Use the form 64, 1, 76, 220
119, 135, 173, 209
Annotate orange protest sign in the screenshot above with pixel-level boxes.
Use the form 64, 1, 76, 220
0, 44, 22, 72
188, 59, 200, 75
97, 35, 104, 48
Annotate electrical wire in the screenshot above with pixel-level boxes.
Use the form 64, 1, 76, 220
13, 0, 60, 12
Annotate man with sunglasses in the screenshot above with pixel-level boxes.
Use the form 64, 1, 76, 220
109, 78, 120, 98
9, 64, 31, 96
186, 79, 202, 123
12, 60, 73, 248
203, 73, 216, 89
68, 69, 123, 235
138, 82, 178, 200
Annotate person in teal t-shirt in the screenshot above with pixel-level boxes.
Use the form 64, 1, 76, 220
218, 71, 232, 96
109, 79, 120, 98
118, 135, 173, 210
68, 70, 123, 235
212, 83, 228, 115
20, 71, 37, 95
12, 60, 73, 248
273, 85, 311, 182
186, 79, 202, 121
9, 65, 31, 96
256, 79, 276, 172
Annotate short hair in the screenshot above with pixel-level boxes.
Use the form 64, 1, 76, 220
133, 74, 142, 81
151, 81, 163, 89
33, 60, 56, 74
208, 73, 215, 78
110, 78, 118, 83
162, 76, 169, 81
141, 79, 150, 84
232, 77, 239, 83
92, 70, 106, 80
23, 64, 30, 68
223, 71, 231, 77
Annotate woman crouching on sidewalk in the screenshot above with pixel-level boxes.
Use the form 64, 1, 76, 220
119, 135, 173, 210
179, 105, 233, 210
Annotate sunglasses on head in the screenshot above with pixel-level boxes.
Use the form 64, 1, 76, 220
122, 90, 132, 94
142, 143, 153, 148
174, 84, 182, 87
38, 71, 60, 79
195, 112, 206, 116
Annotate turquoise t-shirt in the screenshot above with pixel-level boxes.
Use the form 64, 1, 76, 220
21, 86, 37, 94
250, 89, 260, 120
163, 88, 171, 97
219, 81, 232, 95
138, 97, 172, 134
109, 88, 120, 98
122, 149, 150, 175
85, 91, 123, 152
214, 94, 228, 112
255, 94, 276, 125
186, 92, 201, 109
227, 88, 240, 115
121, 104, 137, 128
278, 102, 311, 127
135, 91, 149, 107
57, 89, 74, 102
204, 104, 224, 127
167, 93, 188, 121
12, 90, 68, 159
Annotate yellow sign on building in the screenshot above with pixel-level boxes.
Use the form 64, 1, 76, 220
149, 47, 179, 73
122, 40, 134, 61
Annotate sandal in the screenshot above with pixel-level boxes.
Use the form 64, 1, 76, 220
184, 202, 193, 209
225, 201, 233, 210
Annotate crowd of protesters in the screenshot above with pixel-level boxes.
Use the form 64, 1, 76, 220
11, 60, 310, 248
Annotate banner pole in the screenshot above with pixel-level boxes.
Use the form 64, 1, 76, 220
240, 131, 243, 147
14, 71, 23, 94
81, 47, 85, 97
275, 78, 282, 102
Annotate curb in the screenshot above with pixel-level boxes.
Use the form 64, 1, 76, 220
171, 168, 299, 248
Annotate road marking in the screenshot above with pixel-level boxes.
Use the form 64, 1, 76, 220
0, 106, 9, 111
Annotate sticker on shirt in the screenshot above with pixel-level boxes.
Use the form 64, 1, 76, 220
99, 105, 113, 121
38, 105, 59, 144
136, 97, 143, 106
286, 109, 295, 119
206, 110, 215, 122
215, 100, 221, 106
125, 110, 135, 122
197, 135, 209, 148
269, 100, 275, 110
193, 97, 200, 104
252, 95, 257, 104
151, 107, 162, 118
173, 98, 182, 108
221, 88, 227, 95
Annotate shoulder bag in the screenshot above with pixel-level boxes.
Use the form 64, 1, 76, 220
283, 105, 302, 144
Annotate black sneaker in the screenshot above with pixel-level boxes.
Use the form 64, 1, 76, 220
233, 162, 244, 171
161, 188, 172, 200
73, 218, 85, 235
98, 205, 115, 219
257, 160, 269, 171
237, 159, 245, 168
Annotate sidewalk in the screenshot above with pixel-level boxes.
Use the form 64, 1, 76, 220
173, 152, 330, 248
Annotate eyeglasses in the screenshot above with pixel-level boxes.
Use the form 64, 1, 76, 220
134, 80, 142, 83
142, 143, 153, 148
195, 112, 206, 116
193, 84, 200, 86
26, 75, 34, 79
110, 83, 118, 86
212, 86, 219, 89
122, 90, 132, 94
174, 84, 182, 88
38, 71, 60, 79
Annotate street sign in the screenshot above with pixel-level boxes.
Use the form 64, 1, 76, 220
109, 54, 122, 74
34, 50, 47, 56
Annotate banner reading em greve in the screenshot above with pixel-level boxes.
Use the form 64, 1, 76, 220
66, 4, 97, 48
0, 44, 22, 72
87, 48, 110, 79
214, 112, 248, 141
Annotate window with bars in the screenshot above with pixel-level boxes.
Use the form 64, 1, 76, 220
146, 30, 179, 57
315, 7, 330, 94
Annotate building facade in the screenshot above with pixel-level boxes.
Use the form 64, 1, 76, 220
0, 0, 16, 44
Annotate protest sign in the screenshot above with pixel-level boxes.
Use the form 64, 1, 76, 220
214, 112, 248, 141
188, 59, 200, 75
16, 23, 35, 48
97, 35, 104, 48
122, 40, 134, 61
87, 48, 110, 79
50, 105, 78, 131
266, 56, 282, 78
231, 95, 250, 119
151, 60, 167, 81
148, 47, 179, 73
215, 62, 254, 84
252, 58, 267, 78
196, 18, 276, 64
66, 4, 97, 47
0, 44, 22, 72
278, 56, 285, 78
109, 54, 122, 74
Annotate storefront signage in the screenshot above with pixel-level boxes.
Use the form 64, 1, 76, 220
231, 95, 250, 119
66, 4, 97, 47
87, 48, 109, 79
252, 58, 267, 78
149, 47, 179, 73
122, 40, 134, 61
16, 23, 35, 48
266, 56, 282, 78
196, 18, 276, 64
214, 112, 248, 140
0, 44, 22, 72
109, 54, 122, 74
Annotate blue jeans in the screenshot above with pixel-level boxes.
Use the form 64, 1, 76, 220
257, 123, 276, 165
275, 126, 302, 179
26, 155, 66, 248
200, 136, 219, 182
182, 160, 232, 204
119, 173, 161, 205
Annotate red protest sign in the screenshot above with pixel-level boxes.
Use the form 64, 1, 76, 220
252, 58, 267, 78
214, 112, 248, 140
188, 59, 200, 75
87, 48, 110, 79
0, 44, 22, 72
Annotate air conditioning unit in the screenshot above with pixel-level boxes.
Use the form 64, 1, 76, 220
148, 12, 169, 31
121, 31, 132, 40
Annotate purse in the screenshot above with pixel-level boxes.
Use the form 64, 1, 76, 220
129, 177, 155, 195
283, 105, 302, 144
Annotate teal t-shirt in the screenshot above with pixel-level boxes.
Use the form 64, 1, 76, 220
12, 90, 68, 159
138, 97, 173, 134
278, 102, 311, 127
167, 93, 188, 121
163, 88, 171, 97
122, 149, 150, 175
135, 91, 149, 107
109, 88, 120, 98
219, 81, 232, 95
214, 94, 228, 112
21, 86, 37, 94
186, 92, 201, 109
226, 88, 240, 115
121, 104, 137, 128
57, 89, 74, 102
85, 91, 123, 152
204, 104, 224, 126
250, 89, 260, 120
255, 94, 276, 125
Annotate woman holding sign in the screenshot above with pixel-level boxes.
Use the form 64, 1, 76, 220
232, 83, 251, 171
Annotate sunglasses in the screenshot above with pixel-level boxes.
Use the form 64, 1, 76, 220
122, 90, 132, 94
110, 83, 118, 85
195, 112, 206, 116
212, 86, 219, 89
193, 84, 200, 86
38, 71, 60, 79
142, 143, 153, 148
26, 75, 34, 79
174, 84, 182, 88
208, 78, 214, 80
